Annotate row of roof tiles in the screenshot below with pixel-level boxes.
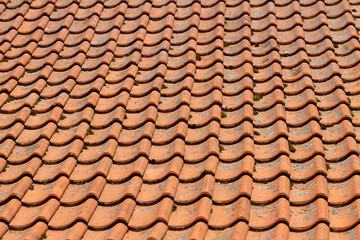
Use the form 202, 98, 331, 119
2, 0, 360, 239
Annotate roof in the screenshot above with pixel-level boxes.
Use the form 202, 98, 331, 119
0, 0, 360, 238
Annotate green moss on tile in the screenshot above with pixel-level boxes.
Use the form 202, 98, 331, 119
39, 233, 47, 240
0, 58, 8, 63
316, 97, 321, 102
1, 163, 8, 173
326, 163, 331, 170
172, 204, 177, 212
60, 114, 66, 120
219, 144, 225, 152
112, 57, 115, 62
351, 110, 355, 117
253, 131, 260, 136
290, 180, 294, 190
289, 143, 296, 153
161, 84, 168, 89
133, 80, 139, 86
223, 42, 229, 48
86, 129, 94, 136
221, 111, 227, 118
253, 66, 258, 73
29, 184, 34, 190
196, 54, 202, 61
348, 97, 351, 104
253, 94, 262, 101
6, 96, 14, 103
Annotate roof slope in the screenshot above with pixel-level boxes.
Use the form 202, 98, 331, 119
0, 0, 360, 238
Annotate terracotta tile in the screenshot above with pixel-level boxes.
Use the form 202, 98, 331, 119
129, 197, 172, 229
42, 139, 83, 163
143, 156, 183, 182
0, 198, 21, 223
123, 222, 167, 240
49, 198, 97, 229
0, 0, 359, 237
152, 122, 187, 145
290, 223, 329, 240
156, 105, 190, 128
169, 197, 211, 229
22, 176, 69, 205
0, 158, 40, 184
0, 139, 15, 159
82, 223, 127, 240
329, 224, 360, 239
253, 155, 291, 182
78, 139, 117, 164
324, 136, 359, 161
290, 175, 328, 205
250, 198, 289, 230
291, 198, 329, 231
47, 66, 80, 85
70, 157, 111, 183
165, 222, 208, 240
45, 222, 87, 240
50, 122, 88, 145
88, 199, 136, 229
209, 197, 250, 228
247, 223, 289, 239
41, 79, 76, 98
10, 198, 59, 229
60, 176, 105, 205
149, 138, 184, 162
95, 92, 129, 113
90, 106, 125, 129
8, 138, 49, 164
2, 222, 47, 240
290, 137, 324, 162
291, 155, 327, 181
16, 122, 56, 145
99, 176, 141, 205
0, 122, 23, 143
57, 108, 94, 129
33, 157, 76, 183
113, 138, 151, 163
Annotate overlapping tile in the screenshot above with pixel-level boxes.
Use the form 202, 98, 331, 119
1, 0, 360, 238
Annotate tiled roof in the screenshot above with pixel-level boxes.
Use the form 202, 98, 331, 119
1, 0, 360, 238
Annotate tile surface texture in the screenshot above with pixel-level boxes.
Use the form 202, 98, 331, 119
0, 0, 359, 239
